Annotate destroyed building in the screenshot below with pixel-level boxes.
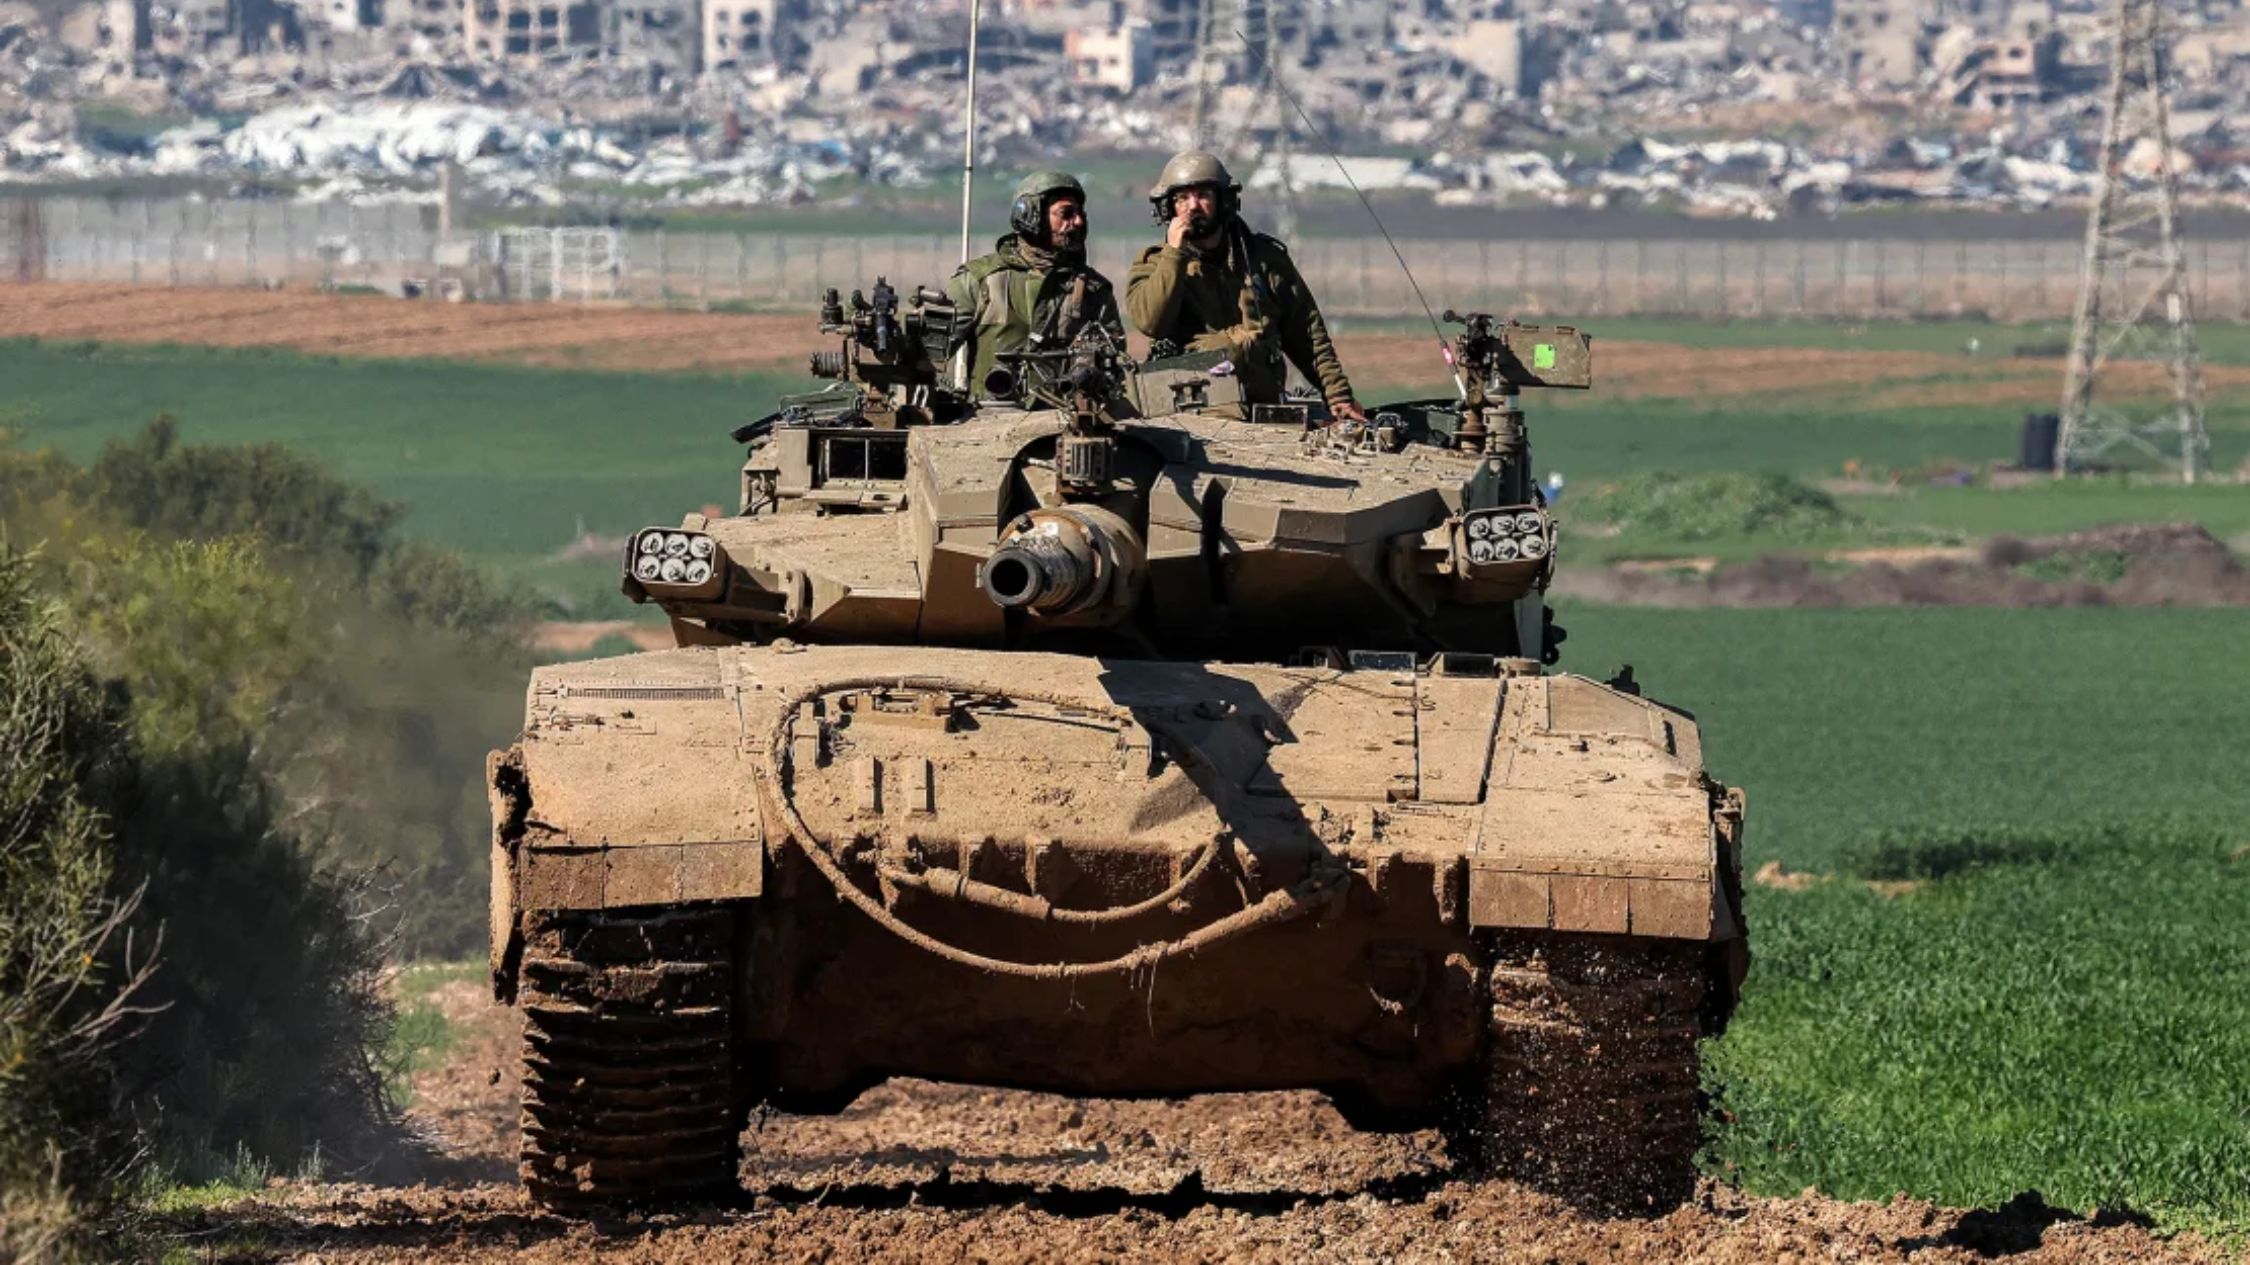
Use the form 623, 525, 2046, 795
4, 0, 2250, 220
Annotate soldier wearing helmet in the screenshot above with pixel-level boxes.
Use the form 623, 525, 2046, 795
1125, 150, 1364, 421
946, 170, 1124, 401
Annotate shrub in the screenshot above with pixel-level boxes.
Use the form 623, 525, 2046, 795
1572, 471, 1858, 542
0, 549, 151, 1261
12, 423, 533, 955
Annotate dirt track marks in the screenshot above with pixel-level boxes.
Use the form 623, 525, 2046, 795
153, 986, 2216, 1263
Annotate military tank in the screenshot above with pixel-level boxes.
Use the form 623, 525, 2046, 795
486, 277, 1749, 1213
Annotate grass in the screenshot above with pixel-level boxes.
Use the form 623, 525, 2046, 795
0, 338, 773, 618
1334, 314, 2250, 365
385, 961, 482, 1108
1558, 606, 2250, 871
1525, 385, 2250, 484
11, 328, 2237, 1233
1712, 822, 2249, 1233
1844, 479, 2250, 549
3, 334, 2241, 600
1556, 604, 2250, 1234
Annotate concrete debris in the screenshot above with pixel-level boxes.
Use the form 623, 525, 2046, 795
2, 0, 2250, 217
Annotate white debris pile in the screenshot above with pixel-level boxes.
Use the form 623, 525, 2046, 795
213, 103, 538, 174
5, 0, 2250, 220
2, 94, 933, 206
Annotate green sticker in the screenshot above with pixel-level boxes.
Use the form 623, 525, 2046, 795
1534, 343, 1557, 370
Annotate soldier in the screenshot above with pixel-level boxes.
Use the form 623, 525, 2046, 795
947, 171, 1124, 400
1125, 150, 1365, 421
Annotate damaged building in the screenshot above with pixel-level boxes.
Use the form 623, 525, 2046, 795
3, 0, 2249, 221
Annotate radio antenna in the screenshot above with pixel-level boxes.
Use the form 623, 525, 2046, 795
958, 0, 983, 265
1232, 28, 1464, 400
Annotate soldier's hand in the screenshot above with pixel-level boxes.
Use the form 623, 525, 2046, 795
1166, 207, 1195, 249
1329, 397, 1368, 423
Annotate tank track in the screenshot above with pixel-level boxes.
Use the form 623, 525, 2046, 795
1454, 934, 1709, 1212
517, 906, 742, 1208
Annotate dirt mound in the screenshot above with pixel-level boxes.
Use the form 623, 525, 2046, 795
1570, 522, 2250, 608
150, 989, 2214, 1263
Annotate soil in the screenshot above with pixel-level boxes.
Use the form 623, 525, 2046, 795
2, 281, 2058, 403
0, 283, 826, 375
151, 982, 2215, 1263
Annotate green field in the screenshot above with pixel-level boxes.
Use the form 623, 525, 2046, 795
1336, 314, 2250, 365
7, 329, 2248, 1234
1560, 606, 2250, 1234
0, 339, 782, 617
7, 334, 2244, 589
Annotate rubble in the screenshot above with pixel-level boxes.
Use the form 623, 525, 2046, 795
1, 0, 2248, 218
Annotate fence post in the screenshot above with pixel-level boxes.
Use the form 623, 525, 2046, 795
2238, 240, 2248, 320
283, 205, 299, 286
1635, 240, 1648, 315
1793, 239, 1807, 316
1674, 243, 1687, 315
1996, 240, 2009, 320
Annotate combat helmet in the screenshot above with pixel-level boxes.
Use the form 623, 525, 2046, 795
1009, 170, 1088, 247
1148, 149, 1241, 222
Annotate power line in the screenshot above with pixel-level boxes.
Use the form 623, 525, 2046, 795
2057, 0, 2209, 482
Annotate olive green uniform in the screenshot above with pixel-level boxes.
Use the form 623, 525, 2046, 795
946, 234, 1124, 399
1124, 230, 1355, 409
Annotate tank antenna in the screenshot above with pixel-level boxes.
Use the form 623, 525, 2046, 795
1233, 28, 1464, 400
958, 0, 983, 265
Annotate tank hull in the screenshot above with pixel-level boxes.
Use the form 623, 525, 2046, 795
492, 643, 1745, 1208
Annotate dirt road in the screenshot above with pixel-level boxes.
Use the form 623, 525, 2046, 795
156, 978, 2212, 1263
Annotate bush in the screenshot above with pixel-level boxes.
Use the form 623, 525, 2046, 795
0, 549, 149, 1261
0, 420, 538, 1207
18, 422, 533, 955
1571, 471, 1858, 542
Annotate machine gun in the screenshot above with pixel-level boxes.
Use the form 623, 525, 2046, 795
806, 277, 970, 429
1438, 311, 1592, 455
988, 326, 1133, 497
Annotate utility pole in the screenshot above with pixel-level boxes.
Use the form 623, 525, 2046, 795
2057, 0, 2208, 481
1258, 0, 1297, 240
1189, 0, 1220, 146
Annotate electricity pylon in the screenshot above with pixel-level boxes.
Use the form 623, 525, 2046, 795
2056, 0, 2209, 481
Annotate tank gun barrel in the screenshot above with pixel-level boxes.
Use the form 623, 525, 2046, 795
977, 505, 1146, 625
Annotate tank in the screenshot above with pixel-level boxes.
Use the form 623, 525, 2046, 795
486, 279, 1750, 1214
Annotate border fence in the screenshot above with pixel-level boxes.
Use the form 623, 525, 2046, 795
9, 196, 2250, 323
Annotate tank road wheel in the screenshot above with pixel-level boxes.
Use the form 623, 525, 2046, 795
517, 906, 742, 1209
1450, 934, 1709, 1212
